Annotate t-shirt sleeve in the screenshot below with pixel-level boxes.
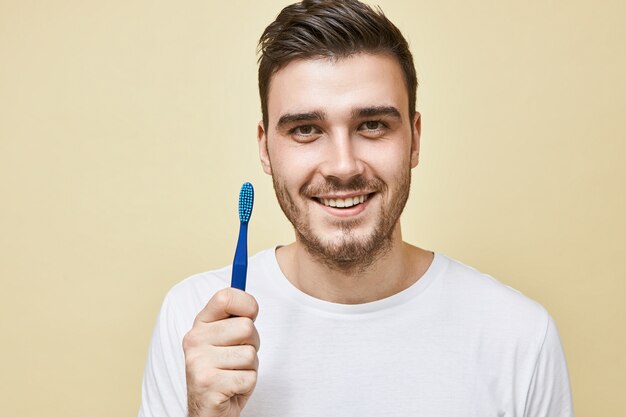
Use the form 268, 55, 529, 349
523, 314, 574, 417
138, 290, 189, 417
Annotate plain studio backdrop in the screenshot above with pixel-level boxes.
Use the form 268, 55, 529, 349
1, 0, 624, 415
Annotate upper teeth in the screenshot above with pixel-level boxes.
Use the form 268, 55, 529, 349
320, 194, 368, 208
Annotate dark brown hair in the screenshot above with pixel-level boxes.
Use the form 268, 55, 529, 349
258, 0, 418, 131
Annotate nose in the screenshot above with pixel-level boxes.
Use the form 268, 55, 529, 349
318, 131, 364, 181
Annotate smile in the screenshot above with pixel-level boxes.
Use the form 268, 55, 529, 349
316, 193, 371, 208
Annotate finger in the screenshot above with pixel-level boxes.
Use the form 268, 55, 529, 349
211, 345, 259, 371
212, 369, 258, 399
183, 317, 261, 354
205, 317, 261, 350
195, 288, 259, 325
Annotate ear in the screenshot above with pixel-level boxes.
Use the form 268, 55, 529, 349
410, 112, 421, 169
257, 120, 272, 175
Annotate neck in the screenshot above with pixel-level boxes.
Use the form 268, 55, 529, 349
275, 224, 434, 304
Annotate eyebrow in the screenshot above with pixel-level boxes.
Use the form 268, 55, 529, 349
275, 106, 402, 130
353, 106, 402, 120
276, 111, 327, 130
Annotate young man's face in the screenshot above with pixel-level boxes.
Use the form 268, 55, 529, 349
258, 53, 420, 269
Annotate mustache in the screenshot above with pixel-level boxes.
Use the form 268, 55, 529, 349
300, 175, 386, 197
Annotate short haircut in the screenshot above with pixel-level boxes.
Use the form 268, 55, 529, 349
257, 0, 418, 131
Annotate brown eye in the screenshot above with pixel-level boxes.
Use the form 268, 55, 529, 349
358, 120, 388, 139
365, 121, 381, 130
288, 124, 321, 143
297, 125, 313, 135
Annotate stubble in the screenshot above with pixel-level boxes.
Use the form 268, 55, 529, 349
271, 168, 412, 275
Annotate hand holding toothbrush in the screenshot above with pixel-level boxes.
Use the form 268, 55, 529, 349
183, 288, 260, 417
183, 183, 258, 417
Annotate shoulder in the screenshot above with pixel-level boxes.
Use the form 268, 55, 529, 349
161, 248, 276, 324
166, 264, 230, 308
435, 254, 551, 338
440, 254, 547, 313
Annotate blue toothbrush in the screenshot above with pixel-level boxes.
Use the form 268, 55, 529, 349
231, 182, 254, 291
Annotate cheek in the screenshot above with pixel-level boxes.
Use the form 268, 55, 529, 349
269, 142, 319, 183
362, 142, 408, 175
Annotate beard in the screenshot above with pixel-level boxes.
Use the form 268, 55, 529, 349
271, 167, 412, 274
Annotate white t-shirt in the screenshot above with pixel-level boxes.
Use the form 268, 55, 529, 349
139, 248, 574, 417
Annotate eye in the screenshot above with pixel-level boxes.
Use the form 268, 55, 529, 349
364, 121, 383, 130
288, 125, 321, 142
295, 125, 315, 135
358, 120, 388, 138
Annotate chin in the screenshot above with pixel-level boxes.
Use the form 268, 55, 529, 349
298, 222, 394, 273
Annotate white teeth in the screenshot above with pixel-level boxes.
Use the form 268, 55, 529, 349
320, 194, 369, 208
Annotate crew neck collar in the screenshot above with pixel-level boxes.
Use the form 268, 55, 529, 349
261, 246, 448, 316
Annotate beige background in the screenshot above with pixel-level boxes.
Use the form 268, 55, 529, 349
1, 0, 624, 415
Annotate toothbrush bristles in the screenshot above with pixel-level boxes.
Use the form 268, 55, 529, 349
238, 182, 254, 223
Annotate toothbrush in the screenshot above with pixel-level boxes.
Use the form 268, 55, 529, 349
231, 182, 254, 291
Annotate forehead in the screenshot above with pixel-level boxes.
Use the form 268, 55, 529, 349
267, 53, 408, 125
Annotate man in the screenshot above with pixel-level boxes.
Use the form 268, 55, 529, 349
139, 1, 574, 416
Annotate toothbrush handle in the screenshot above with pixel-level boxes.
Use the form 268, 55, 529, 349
231, 222, 248, 291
